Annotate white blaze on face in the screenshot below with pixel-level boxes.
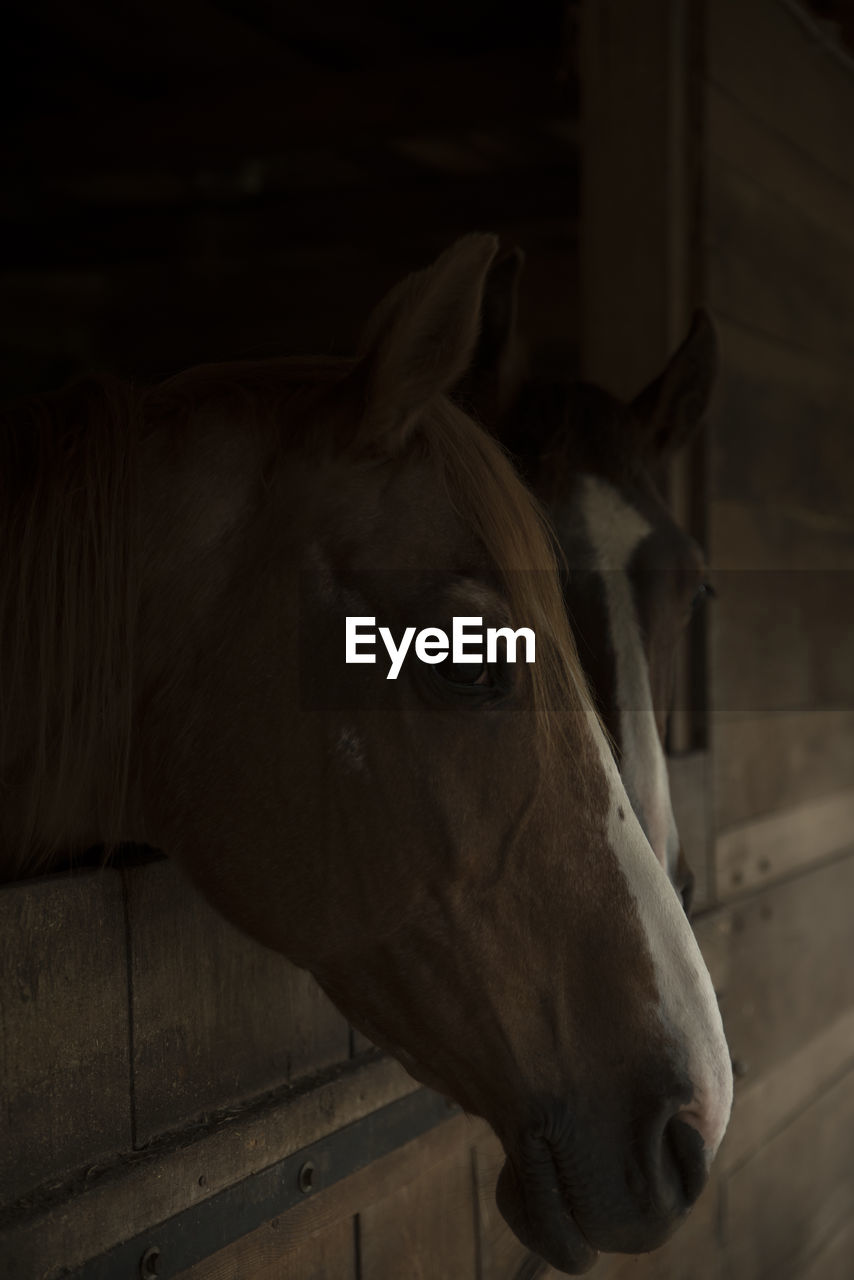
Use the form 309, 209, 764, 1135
585, 704, 733, 1159
578, 476, 680, 878
577, 475, 731, 1156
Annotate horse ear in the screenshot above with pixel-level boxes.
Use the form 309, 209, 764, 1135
346, 234, 500, 451
454, 246, 526, 431
630, 310, 718, 460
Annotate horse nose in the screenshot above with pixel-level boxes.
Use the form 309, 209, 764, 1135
646, 1101, 709, 1219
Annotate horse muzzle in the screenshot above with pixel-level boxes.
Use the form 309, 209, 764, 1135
495, 1093, 709, 1273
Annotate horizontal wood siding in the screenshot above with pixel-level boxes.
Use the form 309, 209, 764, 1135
127, 860, 349, 1144
701, 1, 854, 1277
0, 1054, 420, 1278
723, 1065, 854, 1279
174, 1114, 484, 1280
0, 871, 131, 1206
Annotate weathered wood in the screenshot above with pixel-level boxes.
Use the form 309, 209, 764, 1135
126, 859, 350, 1144
668, 751, 711, 911
176, 1215, 356, 1280
722, 1064, 854, 1278
0, 870, 131, 1207
709, 499, 854, 574
717, 1004, 854, 1176
707, 322, 854, 517
173, 1113, 485, 1280
707, 157, 854, 363
711, 709, 854, 831
360, 1140, 478, 1279
693, 850, 854, 1092
699, 15, 854, 1275
706, 0, 854, 192
801, 1215, 854, 1280
715, 789, 854, 897
706, 81, 854, 245
709, 568, 854, 716
0, 1055, 418, 1278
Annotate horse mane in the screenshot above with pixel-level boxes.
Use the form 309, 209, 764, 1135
0, 356, 594, 874
0, 376, 139, 872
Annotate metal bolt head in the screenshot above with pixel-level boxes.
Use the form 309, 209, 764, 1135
140, 1245, 160, 1278
298, 1160, 315, 1194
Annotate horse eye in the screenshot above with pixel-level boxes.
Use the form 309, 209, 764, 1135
438, 659, 491, 687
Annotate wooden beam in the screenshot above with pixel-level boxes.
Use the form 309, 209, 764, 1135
0, 1053, 419, 1276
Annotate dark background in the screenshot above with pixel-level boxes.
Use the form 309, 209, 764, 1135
3, 0, 586, 399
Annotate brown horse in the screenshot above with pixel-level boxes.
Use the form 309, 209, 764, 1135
0, 237, 730, 1274
461, 249, 718, 915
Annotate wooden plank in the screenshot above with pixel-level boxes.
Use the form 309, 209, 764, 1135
0, 1055, 418, 1278
706, 0, 854, 192
707, 321, 854, 516
668, 751, 711, 911
692, 851, 854, 1091
715, 789, 854, 897
127, 860, 350, 1145
709, 499, 854, 573
722, 1065, 854, 1278
173, 1113, 485, 1280
0, 870, 131, 1206
706, 80, 854, 257
717, 1005, 854, 1175
175, 1215, 356, 1280
801, 1215, 854, 1280
709, 568, 854, 717
707, 157, 854, 363
359, 1142, 478, 1279
711, 709, 854, 830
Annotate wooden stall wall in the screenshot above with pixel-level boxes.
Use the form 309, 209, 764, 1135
703, 2, 854, 1275
6, 2, 854, 1277
582, 1, 854, 1277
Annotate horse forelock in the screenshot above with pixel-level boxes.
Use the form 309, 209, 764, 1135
417, 396, 599, 749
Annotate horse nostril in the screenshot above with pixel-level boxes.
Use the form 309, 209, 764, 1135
662, 1114, 707, 1208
